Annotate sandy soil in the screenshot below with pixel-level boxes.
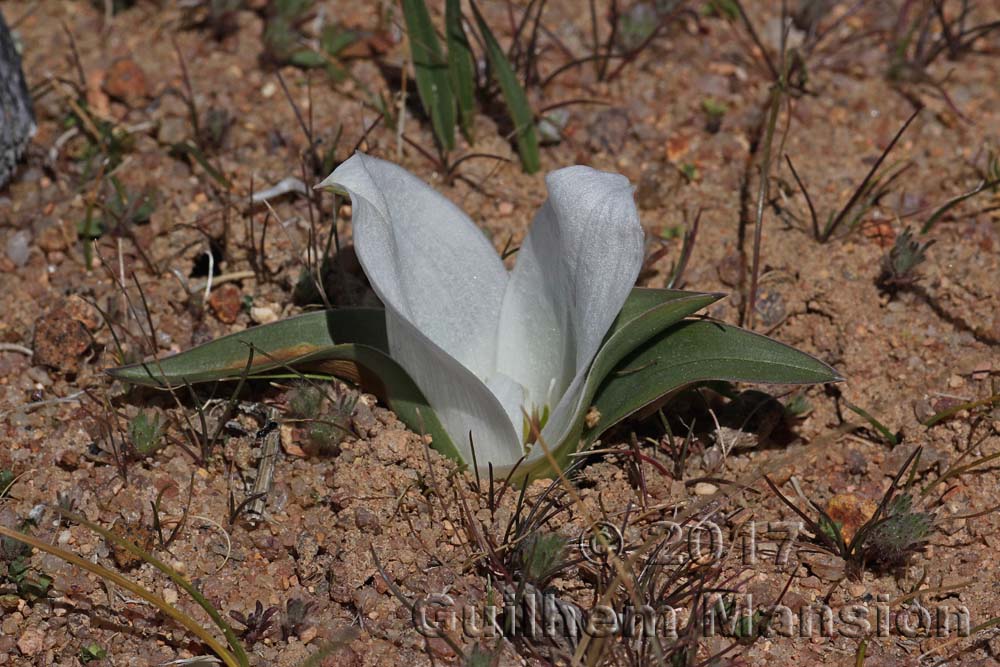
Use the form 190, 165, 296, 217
0, 1, 998, 665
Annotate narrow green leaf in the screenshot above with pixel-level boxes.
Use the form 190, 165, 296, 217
583, 319, 842, 443
0, 526, 242, 667
470, 2, 540, 173
108, 308, 462, 463
845, 400, 898, 446
56, 509, 249, 666
402, 0, 456, 151
169, 142, 231, 189
446, 0, 477, 142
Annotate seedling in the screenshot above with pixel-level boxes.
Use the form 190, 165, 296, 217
285, 382, 357, 454
128, 410, 165, 457
514, 531, 565, 586
876, 227, 934, 293
0, 519, 53, 602
702, 98, 727, 133
79, 643, 108, 663
229, 600, 279, 647
262, 0, 318, 65
765, 447, 933, 576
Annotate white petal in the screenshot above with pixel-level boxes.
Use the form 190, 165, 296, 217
318, 153, 508, 379
387, 310, 524, 467
485, 372, 528, 442
495, 165, 644, 428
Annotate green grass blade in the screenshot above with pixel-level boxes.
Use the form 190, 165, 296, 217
56, 509, 250, 665
446, 0, 477, 142
0, 524, 243, 667
470, 2, 540, 173
584, 319, 842, 442
107, 308, 462, 463
844, 400, 898, 446
920, 177, 1000, 234
402, 0, 456, 151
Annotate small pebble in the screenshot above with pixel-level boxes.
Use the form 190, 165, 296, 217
103, 58, 149, 105
251, 305, 278, 324
693, 482, 718, 496
5, 230, 31, 267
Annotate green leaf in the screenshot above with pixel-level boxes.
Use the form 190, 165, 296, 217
470, 2, 540, 173
582, 319, 842, 443
108, 308, 462, 463
446, 0, 476, 142
289, 49, 328, 68
521, 289, 722, 477
402, 0, 456, 151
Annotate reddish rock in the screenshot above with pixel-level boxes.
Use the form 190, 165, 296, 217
825, 493, 878, 543
103, 58, 149, 106
208, 283, 242, 324
16, 626, 45, 657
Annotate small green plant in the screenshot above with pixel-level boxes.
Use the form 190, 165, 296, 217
1, 521, 53, 602
65, 105, 134, 179
766, 447, 934, 575
262, 0, 316, 64
79, 643, 108, 663
516, 531, 565, 585
784, 393, 813, 418
844, 400, 900, 447
877, 227, 934, 293
704, 0, 740, 21
7, 554, 53, 602
680, 162, 700, 182
77, 176, 158, 270
701, 98, 727, 133
105, 177, 157, 225
229, 601, 280, 647
860, 493, 934, 567
128, 410, 165, 457
286, 383, 357, 453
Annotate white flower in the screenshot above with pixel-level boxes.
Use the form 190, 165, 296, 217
318, 153, 644, 472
